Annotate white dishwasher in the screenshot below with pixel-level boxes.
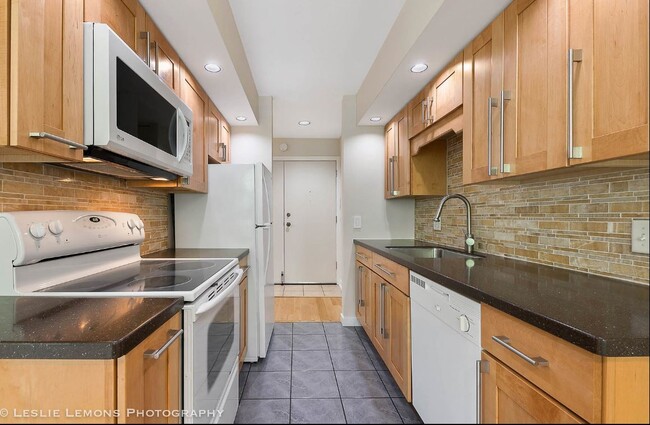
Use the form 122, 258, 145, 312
410, 272, 482, 424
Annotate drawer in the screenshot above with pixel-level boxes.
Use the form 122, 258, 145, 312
354, 245, 373, 268
371, 252, 409, 296
481, 304, 602, 423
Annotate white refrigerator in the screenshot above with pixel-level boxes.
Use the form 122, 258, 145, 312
175, 163, 274, 361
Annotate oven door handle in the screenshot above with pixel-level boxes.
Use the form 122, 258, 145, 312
194, 268, 244, 318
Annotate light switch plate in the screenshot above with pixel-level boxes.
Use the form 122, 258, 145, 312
433, 221, 442, 231
353, 216, 362, 229
631, 219, 649, 254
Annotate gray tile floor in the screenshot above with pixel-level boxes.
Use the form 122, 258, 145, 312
236, 322, 422, 424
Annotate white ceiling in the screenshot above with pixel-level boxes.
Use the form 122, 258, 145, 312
229, 0, 405, 138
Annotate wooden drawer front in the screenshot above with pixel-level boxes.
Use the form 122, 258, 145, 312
371, 253, 409, 296
355, 245, 373, 268
481, 304, 602, 423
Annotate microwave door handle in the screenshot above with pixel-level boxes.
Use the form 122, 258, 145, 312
176, 108, 190, 162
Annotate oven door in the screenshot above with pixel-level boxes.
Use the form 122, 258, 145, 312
184, 268, 242, 424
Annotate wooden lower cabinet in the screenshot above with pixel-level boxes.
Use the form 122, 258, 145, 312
239, 275, 248, 369
371, 274, 390, 360
355, 262, 373, 337
481, 352, 584, 424
0, 313, 182, 424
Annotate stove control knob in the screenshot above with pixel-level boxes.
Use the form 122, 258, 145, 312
127, 218, 136, 230
459, 314, 470, 333
29, 223, 47, 239
48, 220, 64, 235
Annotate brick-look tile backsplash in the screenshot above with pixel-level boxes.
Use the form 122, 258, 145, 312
0, 163, 170, 255
415, 134, 649, 285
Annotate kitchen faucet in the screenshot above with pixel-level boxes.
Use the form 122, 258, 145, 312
433, 194, 475, 254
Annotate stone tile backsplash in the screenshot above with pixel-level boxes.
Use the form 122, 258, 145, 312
0, 163, 169, 255
415, 134, 649, 284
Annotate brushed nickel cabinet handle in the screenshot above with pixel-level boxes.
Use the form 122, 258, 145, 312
29, 132, 88, 150
567, 48, 583, 159
355, 252, 369, 262
374, 263, 396, 278
391, 155, 400, 196
357, 266, 363, 308
499, 90, 511, 174
379, 283, 386, 336
492, 335, 549, 367
144, 329, 183, 360
487, 97, 498, 176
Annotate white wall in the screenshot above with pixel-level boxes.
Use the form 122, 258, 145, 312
231, 96, 273, 170
272, 138, 340, 157
340, 95, 414, 325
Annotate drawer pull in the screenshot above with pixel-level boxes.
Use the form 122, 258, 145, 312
144, 329, 183, 360
355, 252, 369, 262
374, 263, 396, 278
492, 335, 549, 367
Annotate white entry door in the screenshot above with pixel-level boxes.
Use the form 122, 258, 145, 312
277, 160, 337, 284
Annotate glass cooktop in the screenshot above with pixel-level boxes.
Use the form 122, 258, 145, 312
41, 259, 236, 294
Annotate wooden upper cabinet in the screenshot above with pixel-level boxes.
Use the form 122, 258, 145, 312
407, 89, 429, 139
84, 0, 147, 61
220, 116, 232, 164
179, 63, 208, 193
207, 100, 221, 163
384, 109, 410, 198
0, 0, 84, 162
569, 0, 649, 165
431, 52, 463, 124
463, 16, 504, 184
144, 15, 181, 96
502, 0, 569, 177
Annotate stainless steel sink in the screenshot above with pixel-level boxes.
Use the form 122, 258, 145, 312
386, 246, 484, 260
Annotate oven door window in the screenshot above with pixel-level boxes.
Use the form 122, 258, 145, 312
116, 58, 177, 156
192, 289, 238, 419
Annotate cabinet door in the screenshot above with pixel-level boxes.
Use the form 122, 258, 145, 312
569, 0, 648, 165
407, 89, 428, 139
4, 0, 84, 162
481, 352, 583, 424
386, 285, 411, 401
432, 52, 463, 123
384, 121, 397, 199
145, 16, 181, 96
179, 63, 208, 193
117, 313, 182, 424
220, 119, 231, 164
355, 262, 366, 327
84, 0, 147, 61
362, 265, 374, 338
395, 111, 410, 197
207, 100, 221, 163
462, 16, 504, 184
371, 274, 390, 359
502, 0, 569, 176
239, 276, 248, 368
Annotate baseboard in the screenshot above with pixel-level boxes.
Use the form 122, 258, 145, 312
341, 313, 361, 327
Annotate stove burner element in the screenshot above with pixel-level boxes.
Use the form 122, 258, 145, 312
128, 275, 192, 289
156, 261, 217, 272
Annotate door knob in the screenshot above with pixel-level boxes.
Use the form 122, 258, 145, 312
286, 222, 291, 227
286, 212, 291, 218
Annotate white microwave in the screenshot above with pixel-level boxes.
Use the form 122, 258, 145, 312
82, 23, 193, 180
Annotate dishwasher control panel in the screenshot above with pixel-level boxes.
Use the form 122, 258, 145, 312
410, 272, 481, 345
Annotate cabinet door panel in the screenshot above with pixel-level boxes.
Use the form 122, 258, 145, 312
462, 18, 503, 184
371, 275, 389, 359
396, 112, 410, 196
207, 101, 221, 163
407, 90, 427, 139
8, 0, 83, 161
146, 16, 180, 95
362, 265, 374, 337
84, 0, 147, 61
355, 262, 365, 326
433, 53, 463, 123
503, 0, 568, 176
384, 122, 396, 199
570, 0, 649, 164
220, 120, 231, 163
482, 352, 583, 424
179, 64, 208, 193
386, 286, 411, 401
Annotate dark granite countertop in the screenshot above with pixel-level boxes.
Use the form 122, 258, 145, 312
0, 297, 184, 359
354, 239, 649, 357
145, 248, 249, 261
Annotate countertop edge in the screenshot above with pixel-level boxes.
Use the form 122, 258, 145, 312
144, 248, 250, 261
354, 239, 649, 357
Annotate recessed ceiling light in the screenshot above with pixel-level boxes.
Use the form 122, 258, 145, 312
370, 116, 382, 122
236, 116, 247, 121
298, 121, 311, 126
204, 63, 222, 73
410, 63, 428, 73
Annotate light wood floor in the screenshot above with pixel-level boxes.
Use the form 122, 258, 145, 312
275, 284, 342, 297
275, 297, 342, 322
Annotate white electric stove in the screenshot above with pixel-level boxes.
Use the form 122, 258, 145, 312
0, 210, 242, 424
